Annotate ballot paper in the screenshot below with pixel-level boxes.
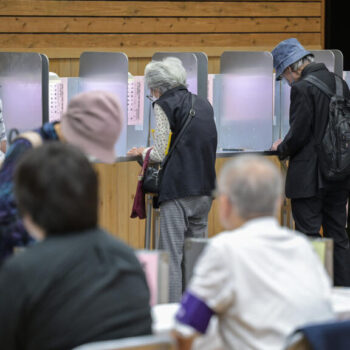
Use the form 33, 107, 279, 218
208, 74, 215, 106
128, 76, 144, 126
136, 250, 169, 306
49, 78, 68, 122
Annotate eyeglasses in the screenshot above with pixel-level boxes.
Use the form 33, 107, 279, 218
146, 95, 156, 102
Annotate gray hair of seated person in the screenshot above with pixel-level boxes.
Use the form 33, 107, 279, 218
145, 57, 187, 94
218, 155, 284, 220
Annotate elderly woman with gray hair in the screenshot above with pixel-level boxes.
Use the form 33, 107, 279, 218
128, 57, 217, 302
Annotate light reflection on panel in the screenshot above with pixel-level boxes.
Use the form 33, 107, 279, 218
79, 52, 128, 157
219, 51, 273, 151
220, 75, 273, 150
0, 52, 43, 134
80, 79, 127, 156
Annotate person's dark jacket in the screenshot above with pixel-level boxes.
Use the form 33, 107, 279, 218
0, 228, 152, 350
277, 63, 350, 199
155, 85, 217, 204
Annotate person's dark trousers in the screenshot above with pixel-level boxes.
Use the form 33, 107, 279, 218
291, 190, 350, 287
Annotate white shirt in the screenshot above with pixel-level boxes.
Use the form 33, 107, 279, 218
142, 104, 171, 163
177, 217, 334, 350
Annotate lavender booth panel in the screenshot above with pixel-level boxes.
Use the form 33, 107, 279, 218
0, 52, 44, 134
79, 52, 128, 157
219, 51, 273, 151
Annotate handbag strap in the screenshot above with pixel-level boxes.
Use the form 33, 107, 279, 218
161, 94, 196, 170
139, 148, 153, 180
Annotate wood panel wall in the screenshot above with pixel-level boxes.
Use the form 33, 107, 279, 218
0, 0, 323, 248
0, 0, 325, 76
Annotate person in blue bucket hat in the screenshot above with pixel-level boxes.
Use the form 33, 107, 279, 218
271, 38, 350, 287
272, 38, 314, 83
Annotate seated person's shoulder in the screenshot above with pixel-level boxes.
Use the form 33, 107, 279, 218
93, 229, 143, 267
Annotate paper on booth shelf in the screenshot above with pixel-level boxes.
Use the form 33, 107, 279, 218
49, 77, 68, 122
127, 76, 144, 126
207, 74, 215, 106
137, 251, 159, 306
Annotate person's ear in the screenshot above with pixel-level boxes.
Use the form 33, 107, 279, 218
274, 196, 283, 217
22, 214, 46, 241
218, 194, 233, 229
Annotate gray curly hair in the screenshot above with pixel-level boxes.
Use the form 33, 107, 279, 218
144, 57, 187, 94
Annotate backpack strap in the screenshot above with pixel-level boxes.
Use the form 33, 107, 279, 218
335, 75, 344, 97
303, 75, 334, 98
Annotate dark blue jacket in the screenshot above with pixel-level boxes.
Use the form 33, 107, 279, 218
277, 63, 350, 198
155, 86, 217, 203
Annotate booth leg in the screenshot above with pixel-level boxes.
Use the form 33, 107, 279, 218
145, 194, 153, 249
152, 208, 161, 250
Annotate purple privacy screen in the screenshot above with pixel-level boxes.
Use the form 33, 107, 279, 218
79, 52, 128, 157
219, 51, 273, 151
0, 52, 43, 134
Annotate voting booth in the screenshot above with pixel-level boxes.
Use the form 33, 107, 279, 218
218, 51, 274, 152
136, 250, 169, 305
79, 52, 129, 156
0, 52, 48, 135
48, 52, 129, 156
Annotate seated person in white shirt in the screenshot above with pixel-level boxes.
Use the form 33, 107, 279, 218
174, 155, 335, 350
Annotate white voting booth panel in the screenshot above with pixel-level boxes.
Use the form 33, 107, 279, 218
218, 51, 274, 152
48, 52, 129, 156
136, 250, 169, 306
79, 52, 128, 157
0, 52, 48, 134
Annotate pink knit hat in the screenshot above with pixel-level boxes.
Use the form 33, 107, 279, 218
61, 91, 123, 163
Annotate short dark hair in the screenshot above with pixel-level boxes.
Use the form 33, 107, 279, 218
14, 142, 98, 234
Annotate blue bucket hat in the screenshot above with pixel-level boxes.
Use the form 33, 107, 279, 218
271, 38, 313, 80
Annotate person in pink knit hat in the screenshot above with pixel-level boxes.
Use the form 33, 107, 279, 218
0, 90, 124, 264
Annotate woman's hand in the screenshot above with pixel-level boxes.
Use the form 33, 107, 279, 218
271, 139, 282, 151
127, 147, 145, 157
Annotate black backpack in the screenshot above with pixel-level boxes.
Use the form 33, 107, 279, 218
304, 74, 350, 181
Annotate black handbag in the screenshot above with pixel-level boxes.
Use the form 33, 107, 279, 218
142, 94, 196, 194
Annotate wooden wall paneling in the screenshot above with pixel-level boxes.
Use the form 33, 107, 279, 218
0, 1, 321, 17
95, 164, 122, 239
208, 58, 221, 74
320, 0, 326, 49
128, 59, 139, 77
0, 33, 322, 49
0, 17, 320, 34
49, 58, 73, 77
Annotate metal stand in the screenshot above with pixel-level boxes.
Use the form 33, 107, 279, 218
144, 194, 161, 250
152, 208, 161, 249
144, 194, 153, 249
